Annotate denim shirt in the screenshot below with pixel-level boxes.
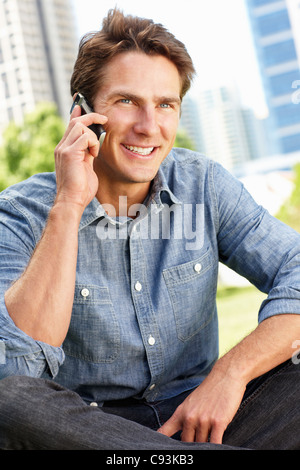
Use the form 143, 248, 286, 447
1, 149, 300, 404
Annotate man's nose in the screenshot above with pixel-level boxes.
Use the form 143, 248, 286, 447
133, 107, 160, 136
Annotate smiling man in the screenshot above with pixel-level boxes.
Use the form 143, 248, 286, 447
92, 52, 182, 210
0, 9, 300, 451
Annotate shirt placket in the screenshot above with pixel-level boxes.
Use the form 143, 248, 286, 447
129, 217, 164, 400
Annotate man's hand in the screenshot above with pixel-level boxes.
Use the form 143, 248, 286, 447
158, 365, 247, 444
54, 104, 107, 211
159, 314, 300, 444
4, 105, 108, 346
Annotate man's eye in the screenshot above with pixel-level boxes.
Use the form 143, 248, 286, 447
120, 99, 132, 104
160, 103, 170, 108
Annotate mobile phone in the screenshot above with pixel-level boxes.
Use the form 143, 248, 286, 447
70, 93, 106, 148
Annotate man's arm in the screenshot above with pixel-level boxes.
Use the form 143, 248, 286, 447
158, 313, 300, 443
4, 203, 80, 347
159, 161, 300, 444
4, 106, 107, 347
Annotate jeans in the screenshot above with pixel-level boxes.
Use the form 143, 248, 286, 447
0, 359, 299, 450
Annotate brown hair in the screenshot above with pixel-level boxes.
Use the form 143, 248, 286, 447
70, 8, 196, 106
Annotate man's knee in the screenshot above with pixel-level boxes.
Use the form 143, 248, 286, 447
0, 375, 43, 420
0, 375, 66, 449
0, 376, 37, 448
0, 374, 31, 401
0, 374, 43, 404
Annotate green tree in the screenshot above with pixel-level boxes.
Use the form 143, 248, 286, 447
0, 102, 65, 191
276, 163, 300, 233
174, 129, 196, 151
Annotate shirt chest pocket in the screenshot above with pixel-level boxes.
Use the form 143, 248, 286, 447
162, 248, 217, 341
63, 285, 120, 363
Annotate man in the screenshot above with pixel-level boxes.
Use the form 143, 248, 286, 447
0, 9, 299, 450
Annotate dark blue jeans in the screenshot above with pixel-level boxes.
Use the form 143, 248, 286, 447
0, 359, 299, 450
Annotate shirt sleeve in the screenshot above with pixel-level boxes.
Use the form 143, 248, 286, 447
212, 161, 300, 322
0, 196, 65, 379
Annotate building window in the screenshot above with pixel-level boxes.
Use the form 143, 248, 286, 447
269, 69, 300, 96
1, 73, 10, 99
7, 107, 14, 122
0, 41, 3, 64
251, 0, 277, 6
280, 133, 300, 153
15, 69, 24, 95
273, 103, 300, 127
263, 39, 297, 67
257, 10, 291, 37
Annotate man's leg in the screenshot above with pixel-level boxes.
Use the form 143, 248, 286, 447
102, 360, 300, 450
0, 375, 237, 450
223, 359, 300, 450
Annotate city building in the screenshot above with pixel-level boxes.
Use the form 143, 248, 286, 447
196, 85, 265, 170
0, 0, 78, 138
178, 94, 204, 152
245, 0, 300, 155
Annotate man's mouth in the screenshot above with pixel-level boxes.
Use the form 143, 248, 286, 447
123, 145, 154, 156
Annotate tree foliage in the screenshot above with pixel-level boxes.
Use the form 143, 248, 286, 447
0, 102, 65, 191
276, 163, 300, 233
174, 130, 196, 151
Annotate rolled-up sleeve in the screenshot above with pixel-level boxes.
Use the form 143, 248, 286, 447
0, 296, 65, 378
0, 194, 65, 379
214, 161, 300, 322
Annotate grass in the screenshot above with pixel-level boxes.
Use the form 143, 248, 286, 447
217, 285, 267, 357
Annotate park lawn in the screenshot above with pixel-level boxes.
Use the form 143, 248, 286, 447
217, 285, 267, 357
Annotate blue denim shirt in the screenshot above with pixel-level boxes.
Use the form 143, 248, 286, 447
1, 149, 300, 404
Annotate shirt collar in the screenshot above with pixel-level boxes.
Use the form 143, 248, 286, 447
150, 165, 182, 208
79, 163, 182, 231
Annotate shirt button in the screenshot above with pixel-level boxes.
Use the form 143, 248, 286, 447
194, 263, 202, 273
149, 384, 156, 390
148, 335, 156, 346
134, 281, 142, 292
81, 288, 90, 297
90, 402, 98, 407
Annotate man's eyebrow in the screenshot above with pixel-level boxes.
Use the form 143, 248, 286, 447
106, 91, 141, 102
106, 91, 181, 105
159, 95, 182, 105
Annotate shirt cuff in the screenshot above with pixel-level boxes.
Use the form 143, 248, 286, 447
0, 296, 65, 378
258, 286, 300, 323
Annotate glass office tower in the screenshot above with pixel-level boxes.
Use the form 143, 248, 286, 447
0, 0, 78, 137
246, 0, 300, 155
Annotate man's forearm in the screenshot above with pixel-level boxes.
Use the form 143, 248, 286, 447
215, 313, 300, 386
4, 201, 82, 347
158, 313, 300, 443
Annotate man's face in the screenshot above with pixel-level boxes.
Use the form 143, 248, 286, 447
93, 51, 181, 190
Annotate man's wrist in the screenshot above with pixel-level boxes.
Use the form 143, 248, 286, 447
51, 198, 84, 227
212, 347, 252, 387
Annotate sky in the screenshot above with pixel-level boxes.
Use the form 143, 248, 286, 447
73, 0, 267, 117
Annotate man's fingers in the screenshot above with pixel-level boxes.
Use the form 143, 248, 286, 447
70, 104, 82, 119
75, 132, 100, 158
209, 421, 226, 445
70, 110, 108, 129
56, 105, 81, 149
60, 122, 99, 157
157, 415, 181, 438
158, 410, 226, 444
180, 424, 196, 443
63, 105, 107, 147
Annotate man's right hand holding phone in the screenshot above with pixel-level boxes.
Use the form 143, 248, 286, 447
54, 103, 108, 215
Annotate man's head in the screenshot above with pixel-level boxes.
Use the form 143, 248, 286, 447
70, 8, 195, 107
70, 9, 196, 199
